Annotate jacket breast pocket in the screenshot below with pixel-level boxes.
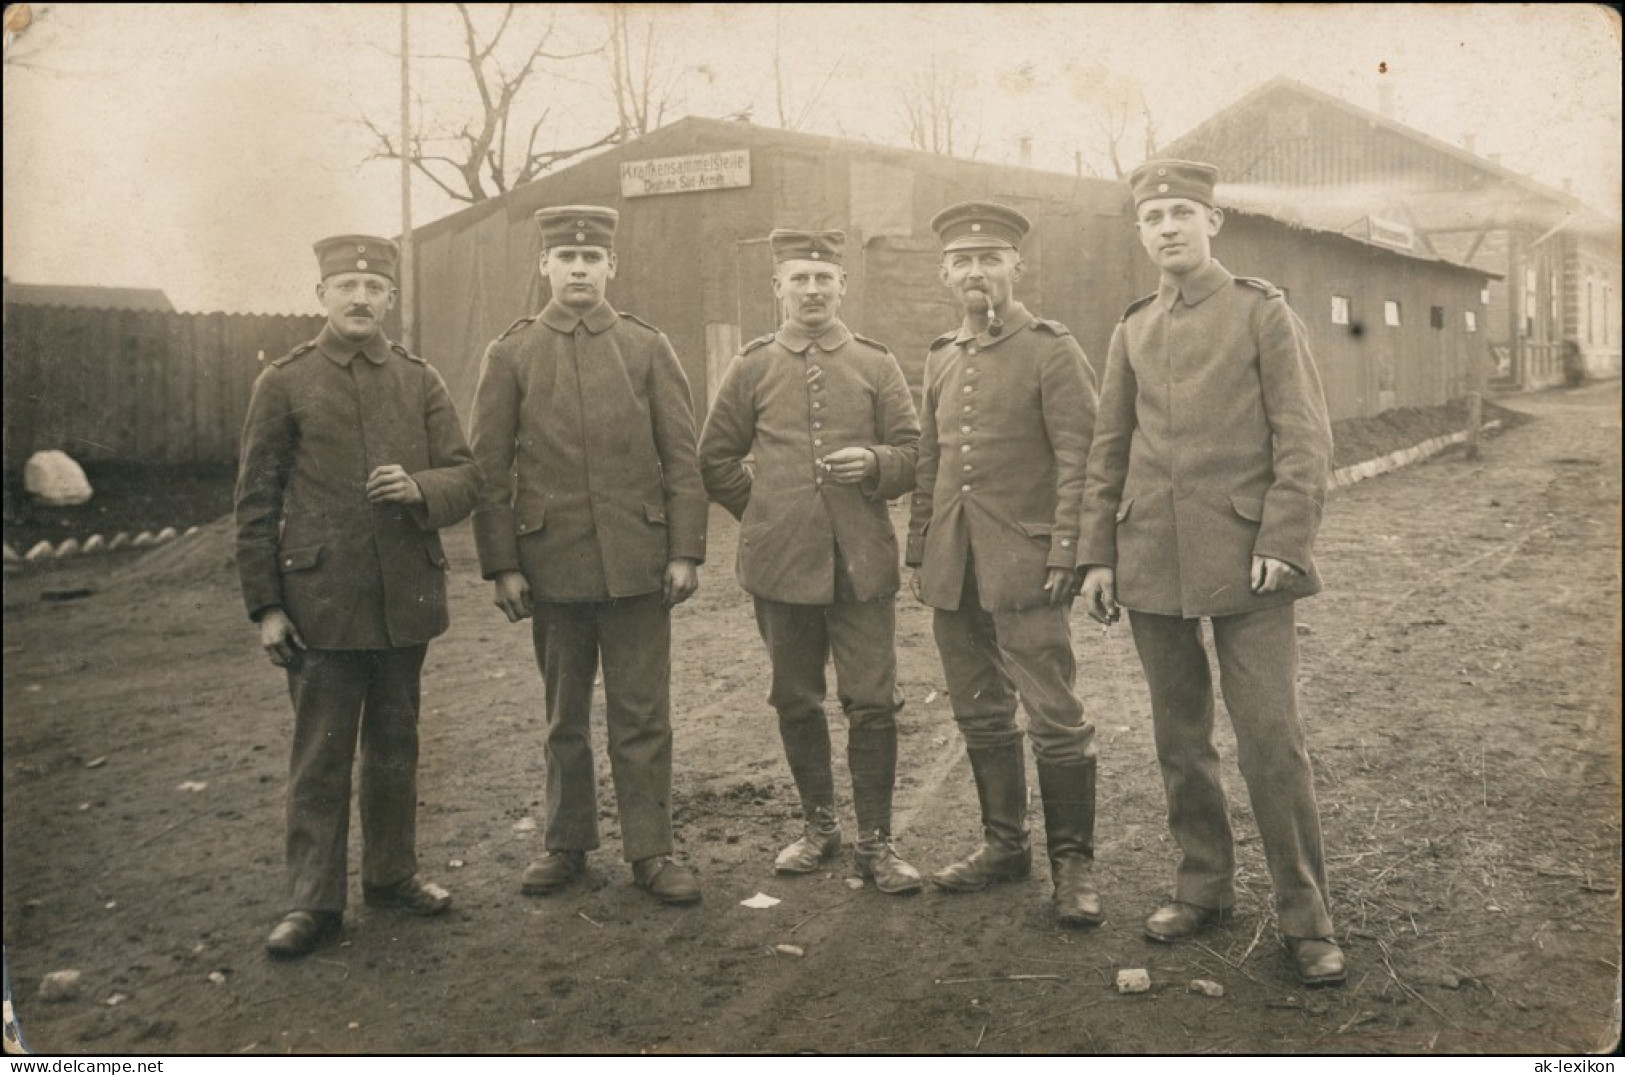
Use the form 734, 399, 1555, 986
425, 538, 448, 570
279, 544, 323, 573
1016, 520, 1054, 541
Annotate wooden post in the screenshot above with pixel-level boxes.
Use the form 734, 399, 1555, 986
398, 4, 413, 352
1466, 277, 1489, 461
1465, 384, 1483, 461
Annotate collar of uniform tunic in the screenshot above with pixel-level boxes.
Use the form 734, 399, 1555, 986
538, 299, 619, 335
315, 321, 393, 366
774, 319, 852, 355
1157, 257, 1232, 310
949, 300, 1034, 348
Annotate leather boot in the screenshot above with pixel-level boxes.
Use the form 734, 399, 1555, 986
854, 829, 923, 895
846, 724, 920, 893
774, 711, 839, 873
775, 806, 841, 873
846, 723, 898, 837
1037, 758, 1103, 927
931, 742, 1031, 892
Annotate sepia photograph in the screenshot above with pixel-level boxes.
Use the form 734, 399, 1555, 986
3, 2, 1620, 1060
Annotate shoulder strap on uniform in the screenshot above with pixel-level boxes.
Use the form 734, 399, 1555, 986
850, 332, 891, 353
740, 332, 775, 355
388, 341, 427, 365
1119, 292, 1157, 321
620, 311, 662, 333
270, 341, 317, 367
928, 329, 958, 351
1235, 276, 1284, 299
496, 314, 538, 342
1029, 317, 1073, 338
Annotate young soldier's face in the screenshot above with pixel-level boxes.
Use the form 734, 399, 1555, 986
939, 248, 1022, 315
773, 259, 845, 332
544, 246, 617, 309
1135, 197, 1223, 277
317, 272, 395, 342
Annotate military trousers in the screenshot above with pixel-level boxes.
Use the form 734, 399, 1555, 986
932, 562, 1096, 764
530, 593, 674, 863
1128, 604, 1334, 939
284, 645, 426, 914
752, 594, 903, 734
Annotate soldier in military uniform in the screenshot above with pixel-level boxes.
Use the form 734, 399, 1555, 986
470, 206, 707, 906
907, 203, 1103, 927
1078, 160, 1345, 986
236, 235, 481, 958
699, 228, 922, 894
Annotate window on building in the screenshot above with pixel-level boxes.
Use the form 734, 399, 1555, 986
1430, 305, 1445, 329
1551, 274, 1560, 323
1331, 295, 1351, 325
1464, 310, 1478, 332
1481, 288, 1491, 306
1384, 300, 1402, 327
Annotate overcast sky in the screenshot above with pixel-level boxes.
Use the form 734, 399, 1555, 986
3, 3, 1619, 314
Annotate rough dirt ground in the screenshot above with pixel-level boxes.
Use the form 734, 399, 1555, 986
3, 384, 1619, 1056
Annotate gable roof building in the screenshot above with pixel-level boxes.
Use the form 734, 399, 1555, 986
1161, 77, 1621, 388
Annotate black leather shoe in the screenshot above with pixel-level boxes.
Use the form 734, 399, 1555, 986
364, 875, 452, 916
266, 911, 341, 958
632, 855, 701, 905
1143, 901, 1232, 942
520, 851, 587, 896
1286, 937, 1347, 986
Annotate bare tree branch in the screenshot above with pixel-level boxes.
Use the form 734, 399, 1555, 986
606, 4, 678, 138
773, 6, 791, 128
896, 55, 975, 157
358, 2, 630, 204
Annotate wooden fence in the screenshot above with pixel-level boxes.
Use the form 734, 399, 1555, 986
3, 306, 327, 469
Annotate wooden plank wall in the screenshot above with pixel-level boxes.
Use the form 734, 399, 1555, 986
3, 306, 327, 469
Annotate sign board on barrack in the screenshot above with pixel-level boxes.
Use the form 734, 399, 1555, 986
620, 150, 752, 198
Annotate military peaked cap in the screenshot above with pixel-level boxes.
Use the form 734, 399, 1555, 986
769, 228, 845, 265
931, 201, 1030, 252
535, 205, 619, 250
314, 235, 398, 281
1129, 159, 1219, 208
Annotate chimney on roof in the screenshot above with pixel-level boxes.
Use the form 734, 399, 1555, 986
1376, 82, 1395, 119
1018, 135, 1033, 167
1462, 132, 1476, 155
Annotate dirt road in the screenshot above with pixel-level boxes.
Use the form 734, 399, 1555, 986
3, 383, 1619, 1055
